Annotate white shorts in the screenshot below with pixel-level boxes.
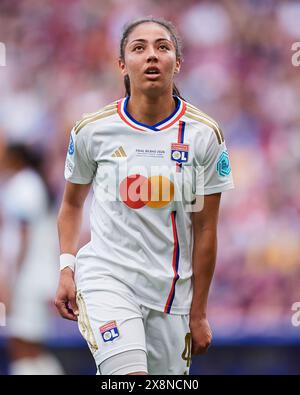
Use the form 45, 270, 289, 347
76, 276, 192, 375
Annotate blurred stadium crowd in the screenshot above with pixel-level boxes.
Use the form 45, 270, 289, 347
0, 0, 300, 345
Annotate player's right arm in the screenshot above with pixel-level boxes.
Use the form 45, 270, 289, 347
55, 181, 91, 321
56, 123, 96, 320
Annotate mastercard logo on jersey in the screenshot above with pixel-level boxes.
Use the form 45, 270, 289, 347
119, 174, 174, 209
100, 321, 120, 343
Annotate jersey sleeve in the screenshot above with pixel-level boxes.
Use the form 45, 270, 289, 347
64, 128, 97, 184
195, 131, 234, 195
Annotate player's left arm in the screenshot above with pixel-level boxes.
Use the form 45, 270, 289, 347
190, 192, 221, 355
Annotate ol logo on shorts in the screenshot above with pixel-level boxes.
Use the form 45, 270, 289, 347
119, 174, 174, 209
100, 321, 120, 343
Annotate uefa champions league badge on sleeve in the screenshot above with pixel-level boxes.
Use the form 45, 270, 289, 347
68, 135, 74, 155
100, 321, 120, 343
171, 143, 189, 164
216, 150, 231, 176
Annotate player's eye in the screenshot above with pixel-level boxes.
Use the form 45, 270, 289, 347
159, 44, 170, 50
133, 45, 144, 52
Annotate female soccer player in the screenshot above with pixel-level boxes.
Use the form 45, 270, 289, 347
55, 17, 234, 375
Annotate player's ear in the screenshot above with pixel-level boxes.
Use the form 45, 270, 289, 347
174, 58, 181, 74
119, 58, 128, 77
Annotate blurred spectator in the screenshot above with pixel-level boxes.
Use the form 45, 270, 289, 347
0, 143, 63, 374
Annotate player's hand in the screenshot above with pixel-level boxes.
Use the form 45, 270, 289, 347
54, 267, 79, 321
189, 317, 212, 355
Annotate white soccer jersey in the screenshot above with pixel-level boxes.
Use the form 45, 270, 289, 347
65, 96, 234, 314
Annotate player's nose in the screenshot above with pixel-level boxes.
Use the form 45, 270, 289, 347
146, 49, 158, 62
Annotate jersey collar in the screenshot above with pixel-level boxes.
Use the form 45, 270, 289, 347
117, 96, 186, 132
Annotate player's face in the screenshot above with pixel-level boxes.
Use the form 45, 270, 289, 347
119, 22, 181, 95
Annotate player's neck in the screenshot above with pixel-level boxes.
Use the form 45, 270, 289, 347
126, 92, 176, 126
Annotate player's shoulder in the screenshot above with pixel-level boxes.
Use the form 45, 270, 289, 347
73, 99, 119, 135
183, 100, 224, 144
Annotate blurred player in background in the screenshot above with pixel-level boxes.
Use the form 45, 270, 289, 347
0, 143, 64, 375
0, 137, 10, 311
55, 17, 234, 375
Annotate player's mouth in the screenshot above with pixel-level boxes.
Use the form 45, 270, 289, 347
144, 66, 161, 80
